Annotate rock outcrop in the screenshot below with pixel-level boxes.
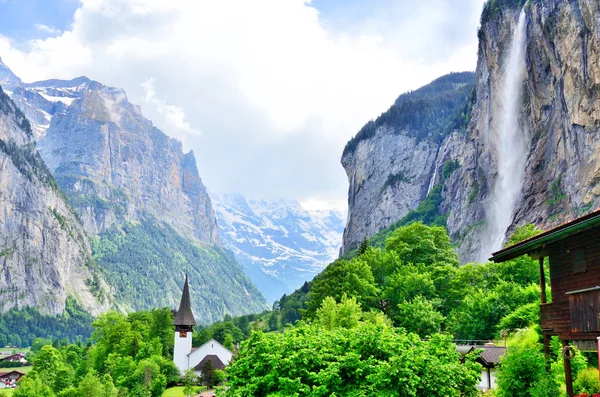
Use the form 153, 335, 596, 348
341, 72, 475, 254
0, 85, 109, 315
16, 78, 221, 246
342, 0, 600, 262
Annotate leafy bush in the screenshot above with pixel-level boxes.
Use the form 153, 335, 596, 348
575, 368, 600, 395
226, 323, 481, 396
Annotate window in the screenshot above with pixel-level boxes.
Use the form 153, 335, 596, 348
573, 247, 587, 273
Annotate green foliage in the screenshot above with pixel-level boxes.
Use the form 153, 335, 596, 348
343, 72, 475, 156
574, 367, 600, 394
382, 171, 410, 190
496, 329, 561, 397
226, 322, 481, 397
200, 360, 216, 388
193, 318, 245, 347
505, 224, 542, 247
92, 218, 267, 323
547, 177, 567, 209
304, 258, 378, 319
213, 370, 225, 386
385, 222, 459, 266
358, 236, 369, 255
316, 295, 364, 330
302, 223, 544, 340
395, 296, 444, 337
267, 311, 279, 332
182, 369, 199, 397
480, 0, 529, 26
441, 159, 460, 181
9, 304, 184, 396
0, 297, 93, 347
13, 372, 55, 397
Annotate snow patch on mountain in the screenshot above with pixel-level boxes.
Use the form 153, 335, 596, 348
213, 193, 345, 303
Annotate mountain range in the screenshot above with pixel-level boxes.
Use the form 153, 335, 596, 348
0, 59, 269, 322
212, 193, 344, 303
341, 0, 600, 263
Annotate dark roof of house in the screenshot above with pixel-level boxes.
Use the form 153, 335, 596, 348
490, 208, 600, 262
193, 354, 226, 371
468, 346, 507, 367
0, 370, 25, 377
173, 274, 197, 326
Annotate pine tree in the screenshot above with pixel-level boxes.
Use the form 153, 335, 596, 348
358, 236, 369, 255
201, 360, 216, 388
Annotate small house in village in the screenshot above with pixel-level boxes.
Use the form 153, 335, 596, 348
173, 275, 233, 376
0, 353, 28, 366
0, 370, 25, 389
491, 209, 600, 397
457, 343, 506, 391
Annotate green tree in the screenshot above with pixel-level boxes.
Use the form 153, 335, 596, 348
267, 311, 279, 331
225, 323, 481, 396
385, 222, 459, 266
31, 345, 68, 393
201, 360, 216, 388
395, 295, 444, 337
13, 373, 55, 397
316, 295, 363, 330
358, 236, 369, 255
496, 329, 560, 397
182, 369, 199, 397
305, 258, 378, 318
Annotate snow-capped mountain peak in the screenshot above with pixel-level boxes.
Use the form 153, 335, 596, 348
212, 193, 346, 303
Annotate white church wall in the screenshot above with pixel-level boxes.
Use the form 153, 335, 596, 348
188, 339, 233, 370
174, 330, 193, 373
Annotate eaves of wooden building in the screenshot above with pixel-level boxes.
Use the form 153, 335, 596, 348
491, 209, 600, 397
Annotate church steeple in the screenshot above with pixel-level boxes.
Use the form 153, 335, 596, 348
173, 273, 197, 327
173, 274, 196, 374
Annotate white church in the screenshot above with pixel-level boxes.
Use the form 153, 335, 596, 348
173, 275, 233, 375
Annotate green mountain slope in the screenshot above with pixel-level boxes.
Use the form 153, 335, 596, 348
92, 218, 269, 323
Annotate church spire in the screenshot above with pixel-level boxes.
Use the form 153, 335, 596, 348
173, 273, 197, 327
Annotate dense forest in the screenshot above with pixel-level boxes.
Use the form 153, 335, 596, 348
0, 298, 93, 347
91, 218, 268, 323
194, 222, 600, 396
6, 222, 600, 396
343, 72, 475, 156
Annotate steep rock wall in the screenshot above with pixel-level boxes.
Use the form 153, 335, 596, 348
342, 0, 600, 262
0, 85, 109, 315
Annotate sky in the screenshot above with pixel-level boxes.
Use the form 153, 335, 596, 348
0, 0, 485, 211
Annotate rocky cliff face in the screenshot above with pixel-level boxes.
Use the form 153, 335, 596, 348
213, 193, 345, 302
1, 61, 268, 320
18, 78, 221, 245
341, 72, 475, 254
342, 0, 600, 262
0, 85, 109, 315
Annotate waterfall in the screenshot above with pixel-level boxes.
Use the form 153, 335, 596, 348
479, 9, 528, 261
427, 141, 450, 196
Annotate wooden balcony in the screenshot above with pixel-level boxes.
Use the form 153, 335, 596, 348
540, 302, 571, 336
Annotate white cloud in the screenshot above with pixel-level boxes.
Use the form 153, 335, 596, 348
0, 0, 485, 209
34, 24, 61, 35
141, 78, 200, 143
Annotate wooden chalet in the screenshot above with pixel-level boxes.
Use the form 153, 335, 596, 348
0, 370, 25, 388
491, 209, 600, 397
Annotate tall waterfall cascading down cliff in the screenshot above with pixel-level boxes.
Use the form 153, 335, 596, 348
479, 9, 528, 261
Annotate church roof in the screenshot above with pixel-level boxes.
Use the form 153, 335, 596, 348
193, 354, 226, 371
173, 274, 197, 326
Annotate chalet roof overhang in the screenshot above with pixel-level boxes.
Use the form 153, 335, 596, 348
490, 209, 600, 263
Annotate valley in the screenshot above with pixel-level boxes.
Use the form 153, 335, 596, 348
1, 0, 600, 396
